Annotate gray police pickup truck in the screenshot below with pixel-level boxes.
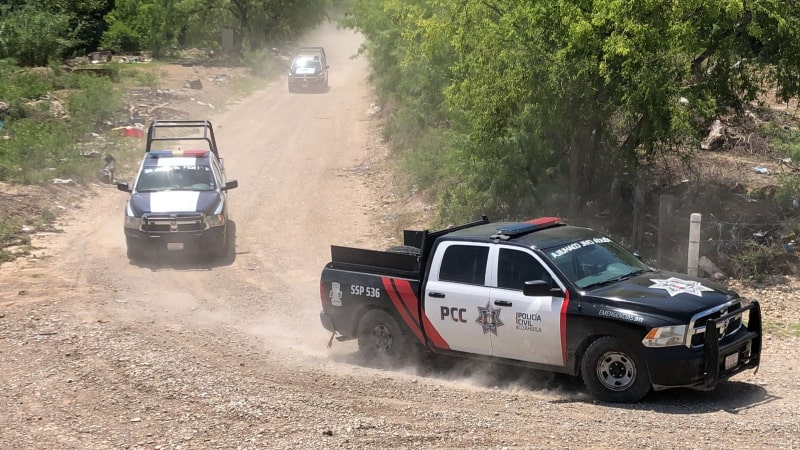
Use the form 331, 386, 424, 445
116, 120, 238, 260
319, 216, 761, 402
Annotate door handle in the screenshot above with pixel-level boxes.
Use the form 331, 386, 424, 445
494, 300, 512, 307
429, 292, 446, 298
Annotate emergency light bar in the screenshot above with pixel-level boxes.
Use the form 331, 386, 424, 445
147, 150, 209, 158
526, 217, 562, 227
492, 217, 563, 240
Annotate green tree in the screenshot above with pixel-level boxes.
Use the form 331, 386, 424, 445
0, 4, 74, 65
342, 0, 800, 229
226, 0, 328, 53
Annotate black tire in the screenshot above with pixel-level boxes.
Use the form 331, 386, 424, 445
125, 237, 143, 261
386, 245, 421, 256
288, 83, 294, 93
208, 235, 227, 259
581, 336, 651, 403
357, 309, 409, 359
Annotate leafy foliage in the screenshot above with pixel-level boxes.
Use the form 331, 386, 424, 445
341, 0, 800, 227
0, 5, 75, 66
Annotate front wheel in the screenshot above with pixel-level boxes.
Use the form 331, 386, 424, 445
125, 236, 143, 261
581, 336, 651, 403
357, 309, 408, 359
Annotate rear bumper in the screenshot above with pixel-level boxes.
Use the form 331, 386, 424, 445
646, 302, 762, 390
320, 311, 336, 333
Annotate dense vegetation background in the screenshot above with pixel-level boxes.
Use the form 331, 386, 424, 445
0, 0, 328, 64
341, 0, 800, 225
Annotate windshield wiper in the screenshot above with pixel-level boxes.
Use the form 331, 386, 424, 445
582, 269, 648, 290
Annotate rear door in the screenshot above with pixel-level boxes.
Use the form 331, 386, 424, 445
487, 245, 567, 367
422, 242, 494, 355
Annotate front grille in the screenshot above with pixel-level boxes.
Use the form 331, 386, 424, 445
142, 213, 206, 233
687, 299, 744, 348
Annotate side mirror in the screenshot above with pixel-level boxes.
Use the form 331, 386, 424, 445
633, 251, 643, 261
523, 280, 564, 298
116, 182, 131, 192
224, 179, 238, 191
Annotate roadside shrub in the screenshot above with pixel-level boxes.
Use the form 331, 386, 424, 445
724, 242, 792, 282
0, 118, 76, 184
65, 75, 123, 132
241, 49, 282, 78
0, 68, 55, 102
118, 64, 164, 88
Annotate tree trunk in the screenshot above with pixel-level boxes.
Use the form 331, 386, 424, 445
568, 125, 592, 215
630, 174, 646, 250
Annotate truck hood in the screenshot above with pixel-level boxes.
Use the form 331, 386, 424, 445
583, 270, 737, 317
130, 191, 221, 216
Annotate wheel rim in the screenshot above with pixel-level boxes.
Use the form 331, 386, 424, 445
371, 323, 393, 352
596, 351, 636, 391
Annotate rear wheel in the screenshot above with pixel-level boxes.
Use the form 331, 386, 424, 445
581, 336, 651, 403
357, 309, 409, 359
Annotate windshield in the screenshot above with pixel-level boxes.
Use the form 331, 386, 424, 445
135, 165, 216, 192
543, 237, 651, 289
292, 57, 321, 70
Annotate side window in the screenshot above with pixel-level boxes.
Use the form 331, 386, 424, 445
497, 248, 552, 290
211, 159, 224, 183
438, 245, 489, 285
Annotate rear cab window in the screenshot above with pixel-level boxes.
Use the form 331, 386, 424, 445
437, 244, 490, 285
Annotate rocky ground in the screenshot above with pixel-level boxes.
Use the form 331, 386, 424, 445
1, 22, 799, 450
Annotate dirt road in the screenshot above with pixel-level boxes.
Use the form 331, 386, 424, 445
2, 22, 799, 450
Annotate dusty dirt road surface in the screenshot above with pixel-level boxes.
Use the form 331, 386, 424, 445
2, 23, 800, 450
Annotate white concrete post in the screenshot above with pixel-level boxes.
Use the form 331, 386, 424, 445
688, 213, 701, 276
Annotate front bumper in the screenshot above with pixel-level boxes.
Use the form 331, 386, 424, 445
289, 75, 325, 87
124, 224, 225, 252
646, 301, 761, 390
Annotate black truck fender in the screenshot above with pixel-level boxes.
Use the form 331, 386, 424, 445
567, 317, 653, 377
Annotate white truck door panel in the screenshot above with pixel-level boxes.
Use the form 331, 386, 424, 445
488, 246, 567, 366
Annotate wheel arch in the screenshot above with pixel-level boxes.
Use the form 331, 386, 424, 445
570, 319, 651, 379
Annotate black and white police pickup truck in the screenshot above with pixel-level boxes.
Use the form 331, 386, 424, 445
116, 120, 238, 260
319, 216, 762, 402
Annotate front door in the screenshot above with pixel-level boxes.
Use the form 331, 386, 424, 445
488, 246, 567, 367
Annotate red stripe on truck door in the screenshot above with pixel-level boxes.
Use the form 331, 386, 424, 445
393, 279, 450, 350
381, 278, 451, 350
560, 290, 570, 366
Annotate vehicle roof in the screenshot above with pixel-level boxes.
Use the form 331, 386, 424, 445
442, 221, 601, 250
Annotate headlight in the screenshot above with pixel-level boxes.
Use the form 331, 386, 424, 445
642, 325, 687, 348
206, 213, 225, 228
124, 215, 141, 229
